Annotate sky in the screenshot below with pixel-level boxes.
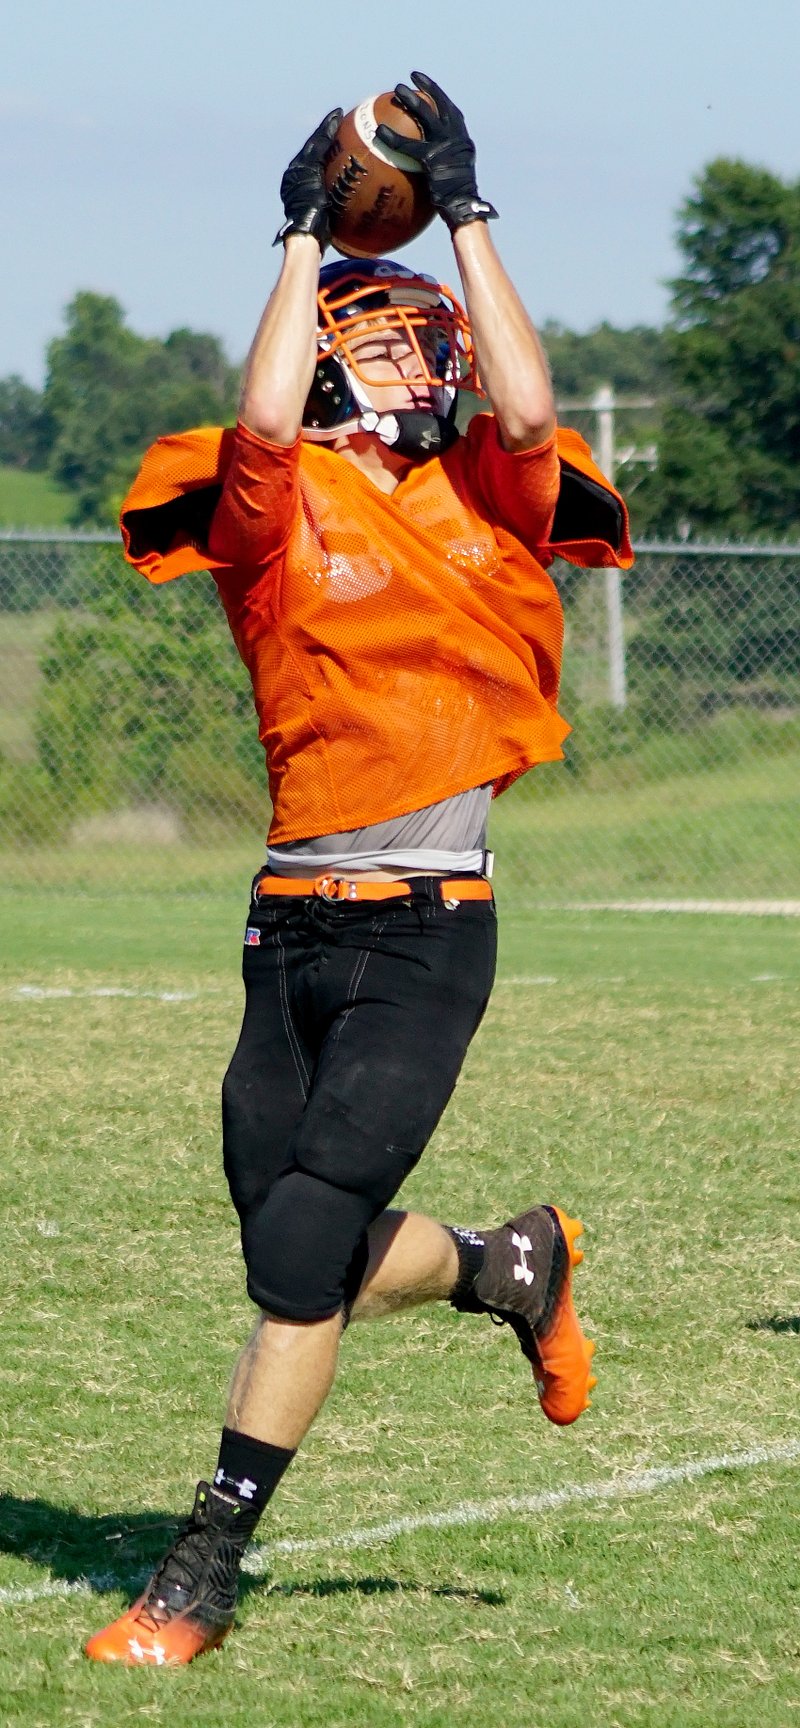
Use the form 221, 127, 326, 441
3, 0, 799, 385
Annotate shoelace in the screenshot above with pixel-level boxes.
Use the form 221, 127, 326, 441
133, 1512, 247, 1630
105, 1516, 179, 1546
135, 1527, 212, 1629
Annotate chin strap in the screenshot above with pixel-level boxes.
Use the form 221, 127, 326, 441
302, 348, 460, 461
358, 409, 460, 461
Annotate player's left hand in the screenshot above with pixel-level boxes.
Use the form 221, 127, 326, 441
375, 71, 498, 233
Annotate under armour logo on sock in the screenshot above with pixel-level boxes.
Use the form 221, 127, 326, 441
512, 1231, 535, 1286
214, 1468, 258, 1500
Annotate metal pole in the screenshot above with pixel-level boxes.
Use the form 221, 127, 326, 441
592, 384, 627, 709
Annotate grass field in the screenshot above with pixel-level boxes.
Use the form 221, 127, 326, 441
0, 466, 72, 528
1, 883, 798, 1727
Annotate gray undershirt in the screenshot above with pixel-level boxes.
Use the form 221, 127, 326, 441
267, 785, 493, 876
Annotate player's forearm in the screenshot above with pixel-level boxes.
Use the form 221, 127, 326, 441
239, 237, 320, 446
452, 224, 555, 452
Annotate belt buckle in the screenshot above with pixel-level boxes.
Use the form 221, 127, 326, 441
317, 875, 347, 902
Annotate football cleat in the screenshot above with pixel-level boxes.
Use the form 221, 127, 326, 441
84, 1482, 250, 1666
462, 1204, 596, 1426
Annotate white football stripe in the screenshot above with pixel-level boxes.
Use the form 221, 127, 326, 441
353, 96, 424, 175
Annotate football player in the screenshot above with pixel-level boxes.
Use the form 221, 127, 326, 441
86, 72, 632, 1666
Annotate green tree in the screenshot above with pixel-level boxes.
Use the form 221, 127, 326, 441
0, 375, 53, 469
43, 293, 239, 524
638, 158, 800, 537
541, 320, 665, 399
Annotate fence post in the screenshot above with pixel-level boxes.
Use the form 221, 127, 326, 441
592, 384, 627, 710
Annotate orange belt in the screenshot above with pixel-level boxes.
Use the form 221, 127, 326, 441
254, 874, 493, 904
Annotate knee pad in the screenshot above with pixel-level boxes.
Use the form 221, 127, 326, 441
221, 1060, 302, 1223
242, 1168, 372, 1321
221, 1057, 267, 1223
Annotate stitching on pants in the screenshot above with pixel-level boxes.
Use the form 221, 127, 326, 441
338, 912, 388, 1037
275, 924, 311, 1100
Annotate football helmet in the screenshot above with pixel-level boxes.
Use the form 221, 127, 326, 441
303, 258, 483, 457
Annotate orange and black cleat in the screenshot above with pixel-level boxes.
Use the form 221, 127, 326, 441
84, 1482, 247, 1666
455, 1204, 597, 1425
527, 1208, 597, 1425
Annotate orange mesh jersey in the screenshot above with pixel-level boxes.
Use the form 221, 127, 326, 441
121, 415, 633, 843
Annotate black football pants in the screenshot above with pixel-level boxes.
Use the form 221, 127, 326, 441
221, 876, 497, 1320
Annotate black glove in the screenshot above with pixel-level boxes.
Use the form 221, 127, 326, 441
273, 108, 343, 251
375, 71, 497, 233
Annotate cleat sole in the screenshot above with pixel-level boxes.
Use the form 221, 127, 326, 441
84, 1606, 231, 1666
532, 1209, 596, 1426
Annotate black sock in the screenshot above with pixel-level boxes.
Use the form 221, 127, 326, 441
446, 1225, 486, 1311
212, 1427, 296, 1534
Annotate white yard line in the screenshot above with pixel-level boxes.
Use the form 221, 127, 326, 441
5, 970, 792, 1005
498, 973, 789, 986
563, 900, 800, 916
259, 1438, 800, 1562
6, 985, 199, 1002
496, 976, 559, 986
5, 966, 793, 1005
1, 1438, 798, 1611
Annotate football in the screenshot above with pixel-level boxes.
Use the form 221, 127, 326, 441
324, 91, 435, 259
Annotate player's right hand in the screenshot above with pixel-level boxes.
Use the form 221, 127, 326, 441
274, 109, 343, 252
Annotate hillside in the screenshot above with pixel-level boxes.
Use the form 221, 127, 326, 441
0, 465, 73, 529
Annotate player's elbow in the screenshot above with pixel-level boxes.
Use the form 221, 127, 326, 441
496, 378, 556, 452
239, 389, 302, 450
498, 401, 556, 453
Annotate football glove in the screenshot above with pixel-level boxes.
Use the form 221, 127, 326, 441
375, 72, 498, 233
274, 108, 343, 251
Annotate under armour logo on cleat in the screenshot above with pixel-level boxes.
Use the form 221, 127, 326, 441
128, 1636, 167, 1664
511, 1231, 535, 1286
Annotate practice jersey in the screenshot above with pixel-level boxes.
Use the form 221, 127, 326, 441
120, 415, 633, 844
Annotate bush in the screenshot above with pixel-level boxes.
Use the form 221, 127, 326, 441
0, 753, 65, 845
33, 572, 267, 830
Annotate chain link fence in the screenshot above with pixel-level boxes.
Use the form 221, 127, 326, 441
1, 531, 798, 904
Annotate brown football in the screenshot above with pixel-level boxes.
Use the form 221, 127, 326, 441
324, 91, 435, 259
